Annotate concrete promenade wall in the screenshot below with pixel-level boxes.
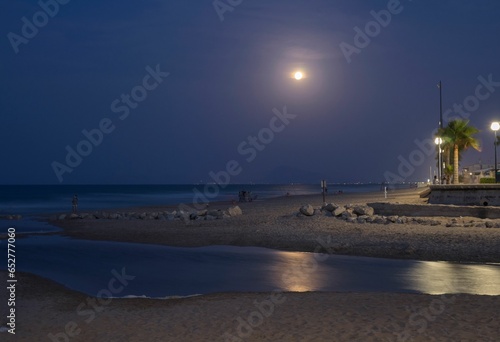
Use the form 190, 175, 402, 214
428, 184, 500, 206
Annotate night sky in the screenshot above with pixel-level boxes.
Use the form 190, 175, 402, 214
2, 0, 500, 184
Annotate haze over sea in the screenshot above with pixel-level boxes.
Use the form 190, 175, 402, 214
0, 183, 414, 216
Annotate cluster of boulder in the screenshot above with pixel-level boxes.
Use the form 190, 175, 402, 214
299, 203, 378, 224
0, 214, 22, 220
298, 203, 500, 228
56, 206, 243, 221
445, 218, 500, 228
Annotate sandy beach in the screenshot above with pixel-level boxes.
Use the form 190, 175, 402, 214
49, 188, 500, 262
2, 188, 500, 341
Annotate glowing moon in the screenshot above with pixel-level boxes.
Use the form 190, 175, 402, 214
294, 71, 303, 80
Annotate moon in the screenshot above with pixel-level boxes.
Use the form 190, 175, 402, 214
294, 71, 303, 80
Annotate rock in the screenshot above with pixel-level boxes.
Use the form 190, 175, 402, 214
178, 211, 190, 221
68, 213, 79, 220
341, 211, 357, 219
227, 206, 243, 217
207, 210, 218, 216
189, 213, 199, 220
299, 205, 315, 216
109, 213, 119, 220
353, 205, 374, 216
2, 214, 15, 220
208, 210, 224, 219
485, 221, 494, 228
373, 216, 387, 224
197, 210, 208, 217
357, 215, 369, 224
205, 215, 217, 221
58, 214, 67, 220
387, 216, 398, 223
346, 217, 357, 223
1, 214, 22, 220
323, 203, 339, 212
333, 207, 345, 217
314, 209, 322, 216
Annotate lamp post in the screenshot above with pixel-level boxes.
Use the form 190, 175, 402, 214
438, 81, 443, 129
434, 137, 442, 183
436, 82, 444, 184
491, 122, 500, 183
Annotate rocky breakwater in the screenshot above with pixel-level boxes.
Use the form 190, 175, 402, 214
55, 206, 243, 222
298, 203, 500, 228
0, 215, 22, 220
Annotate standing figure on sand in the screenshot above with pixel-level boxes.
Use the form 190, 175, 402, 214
72, 194, 78, 213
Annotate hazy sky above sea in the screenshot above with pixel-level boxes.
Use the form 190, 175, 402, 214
2, 0, 500, 184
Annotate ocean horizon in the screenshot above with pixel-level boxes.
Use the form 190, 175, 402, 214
0, 183, 416, 216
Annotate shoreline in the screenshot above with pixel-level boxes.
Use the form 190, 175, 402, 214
44, 187, 500, 263
35, 186, 414, 215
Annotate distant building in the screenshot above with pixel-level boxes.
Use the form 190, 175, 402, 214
462, 163, 494, 183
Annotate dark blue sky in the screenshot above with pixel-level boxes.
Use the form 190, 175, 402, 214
2, 0, 500, 184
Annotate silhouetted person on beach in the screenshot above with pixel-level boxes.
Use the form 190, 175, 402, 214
72, 194, 78, 213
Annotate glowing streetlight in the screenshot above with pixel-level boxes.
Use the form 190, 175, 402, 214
294, 71, 303, 80
491, 122, 500, 182
434, 137, 443, 184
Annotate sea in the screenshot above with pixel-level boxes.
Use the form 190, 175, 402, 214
0, 183, 416, 216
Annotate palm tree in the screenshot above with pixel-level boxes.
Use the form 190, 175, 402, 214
438, 120, 480, 184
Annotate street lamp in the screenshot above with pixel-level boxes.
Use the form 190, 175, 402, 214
491, 122, 500, 182
434, 137, 443, 184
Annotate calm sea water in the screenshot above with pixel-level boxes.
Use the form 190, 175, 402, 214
3, 235, 499, 297
0, 183, 413, 216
